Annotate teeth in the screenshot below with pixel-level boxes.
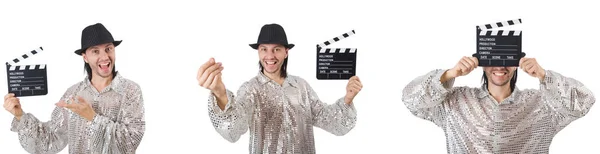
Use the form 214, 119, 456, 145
493, 72, 506, 76
266, 61, 276, 65
99, 62, 110, 68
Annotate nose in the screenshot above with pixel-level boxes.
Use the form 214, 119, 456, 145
98, 50, 110, 60
264, 49, 276, 59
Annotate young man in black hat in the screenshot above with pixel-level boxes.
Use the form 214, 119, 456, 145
197, 23, 362, 153
402, 56, 595, 153
3, 23, 145, 154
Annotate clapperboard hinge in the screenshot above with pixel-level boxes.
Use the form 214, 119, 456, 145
477, 19, 522, 36
317, 30, 357, 53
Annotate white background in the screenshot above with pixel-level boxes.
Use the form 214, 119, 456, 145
1, 0, 599, 153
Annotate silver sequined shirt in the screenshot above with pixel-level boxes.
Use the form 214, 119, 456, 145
403, 69, 595, 154
208, 73, 357, 154
10, 74, 145, 154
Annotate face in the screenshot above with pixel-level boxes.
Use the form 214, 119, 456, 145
82, 43, 115, 78
258, 44, 288, 75
483, 66, 517, 87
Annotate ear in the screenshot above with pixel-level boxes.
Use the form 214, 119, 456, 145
285, 48, 289, 58
82, 53, 88, 63
507, 67, 517, 73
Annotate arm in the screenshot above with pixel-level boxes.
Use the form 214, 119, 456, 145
402, 69, 455, 127
88, 84, 145, 153
10, 98, 70, 153
207, 82, 255, 142
308, 81, 357, 136
540, 70, 595, 133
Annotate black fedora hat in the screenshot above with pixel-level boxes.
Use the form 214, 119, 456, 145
74, 23, 122, 55
249, 23, 295, 50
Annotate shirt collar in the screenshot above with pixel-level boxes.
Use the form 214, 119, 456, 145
478, 85, 520, 104
83, 73, 125, 94
256, 72, 298, 88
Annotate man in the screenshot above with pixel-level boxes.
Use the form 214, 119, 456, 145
402, 56, 595, 153
3, 23, 145, 154
197, 23, 363, 153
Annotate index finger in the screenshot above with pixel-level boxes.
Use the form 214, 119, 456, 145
350, 76, 360, 82
198, 58, 216, 77
351, 77, 362, 86
519, 57, 530, 66
352, 80, 363, 88
4, 93, 15, 101
55, 100, 73, 108
467, 57, 479, 67
463, 57, 476, 69
76, 96, 89, 104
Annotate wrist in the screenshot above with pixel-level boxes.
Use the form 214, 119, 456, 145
344, 96, 353, 105
441, 69, 457, 82
15, 111, 23, 121
213, 90, 226, 99
214, 91, 229, 110
539, 70, 546, 81
86, 112, 96, 122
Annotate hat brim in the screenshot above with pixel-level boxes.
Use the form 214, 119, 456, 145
249, 43, 294, 50
75, 40, 122, 55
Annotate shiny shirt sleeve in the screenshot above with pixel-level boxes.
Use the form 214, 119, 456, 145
208, 82, 256, 143
9, 97, 70, 153
88, 83, 145, 154
402, 69, 457, 127
540, 70, 596, 133
305, 79, 357, 136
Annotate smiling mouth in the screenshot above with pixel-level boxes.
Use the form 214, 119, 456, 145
492, 72, 506, 76
265, 60, 278, 65
98, 61, 111, 70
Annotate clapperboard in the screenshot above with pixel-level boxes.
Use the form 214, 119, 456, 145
473, 19, 525, 66
5, 47, 48, 97
316, 30, 357, 80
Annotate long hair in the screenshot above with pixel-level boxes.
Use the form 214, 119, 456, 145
482, 70, 517, 92
259, 57, 288, 78
84, 62, 117, 81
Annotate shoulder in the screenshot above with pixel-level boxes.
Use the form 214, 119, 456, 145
288, 74, 306, 83
515, 88, 541, 100
114, 76, 143, 97
238, 75, 263, 93
519, 88, 539, 94
244, 76, 262, 86
287, 75, 311, 88
448, 86, 481, 97
64, 80, 86, 95
119, 77, 142, 90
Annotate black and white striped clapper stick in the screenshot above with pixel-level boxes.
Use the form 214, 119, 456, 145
316, 30, 357, 80
474, 19, 525, 66
5, 47, 48, 97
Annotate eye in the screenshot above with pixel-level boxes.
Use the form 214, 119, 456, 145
93, 50, 99, 54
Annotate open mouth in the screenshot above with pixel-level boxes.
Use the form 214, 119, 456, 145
492, 72, 507, 76
264, 60, 278, 66
98, 61, 111, 70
